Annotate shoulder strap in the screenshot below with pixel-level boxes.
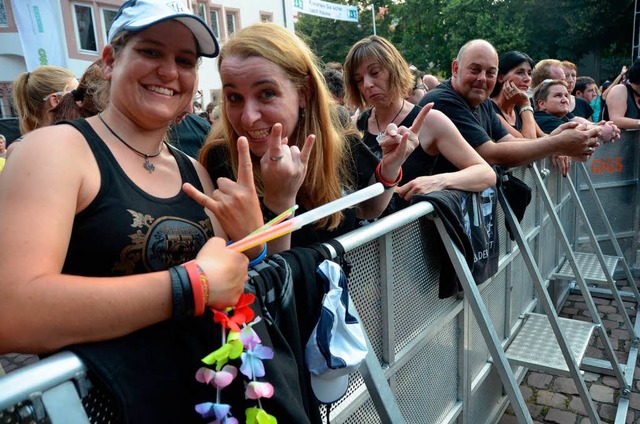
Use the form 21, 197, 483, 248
167, 144, 205, 193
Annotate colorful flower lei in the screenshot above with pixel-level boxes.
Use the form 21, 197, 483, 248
194, 293, 277, 424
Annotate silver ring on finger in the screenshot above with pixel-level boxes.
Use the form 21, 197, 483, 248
269, 155, 284, 162
588, 147, 594, 153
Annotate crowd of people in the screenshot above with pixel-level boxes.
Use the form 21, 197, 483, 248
0, 0, 637, 422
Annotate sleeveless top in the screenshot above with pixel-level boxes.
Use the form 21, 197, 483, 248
602, 83, 640, 121
61, 118, 214, 277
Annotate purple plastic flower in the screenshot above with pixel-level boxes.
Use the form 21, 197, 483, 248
195, 402, 229, 420
240, 344, 274, 379
239, 323, 262, 350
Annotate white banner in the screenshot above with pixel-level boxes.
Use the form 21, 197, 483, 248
293, 0, 358, 23
10, 0, 67, 70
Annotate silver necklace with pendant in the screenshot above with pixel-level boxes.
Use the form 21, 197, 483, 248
98, 114, 163, 173
374, 99, 405, 143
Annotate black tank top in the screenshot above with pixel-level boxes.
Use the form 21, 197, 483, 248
602, 83, 640, 121
61, 118, 214, 277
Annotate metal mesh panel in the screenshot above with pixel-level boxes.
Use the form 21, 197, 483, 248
468, 273, 508, 377
391, 218, 458, 355
394, 319, 459, 423
579, 185, 635, 237
496, 201, 508, 258
321, 370, 368, 422
83, 382, 118, 424
468, 369, 504, 424
345, 239, 384, 361
509, 253, 535, 330
340, 396, 382, 424
543, 164, 559, 204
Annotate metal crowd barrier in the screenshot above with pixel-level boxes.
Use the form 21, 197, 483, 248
1, 130, 639, 424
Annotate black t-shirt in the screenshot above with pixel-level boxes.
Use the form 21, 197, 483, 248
490, 100, 523, 133
572, 97, 594, 120
168, 114, 211, 159
357, 105, 439, 211
205, 136, 379, 247
418, 80, 508, 173
534, 111, 570, 134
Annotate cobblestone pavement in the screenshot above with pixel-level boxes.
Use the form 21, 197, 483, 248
499, 280, 640, 424
2, 283, 639, 423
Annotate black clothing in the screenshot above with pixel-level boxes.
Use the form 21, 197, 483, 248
357, 105, 439, 211
490, 100, 523, 132
71, 246, 331, 424
602, 83, 640, 121
534, 111, 570, 134
60, 118, 214, 277
411, 190, 471, 298
418, 80, 508, 173
572, 97, 594, 120
168, 114, 211, 159
204, 137, 379, 247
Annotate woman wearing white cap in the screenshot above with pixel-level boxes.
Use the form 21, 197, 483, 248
0, 0, 263, 421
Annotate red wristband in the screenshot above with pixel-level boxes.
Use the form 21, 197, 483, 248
183, 260, 208, 317
375, 162, 402, 188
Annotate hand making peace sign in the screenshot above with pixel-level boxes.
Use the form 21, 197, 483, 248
376, 102, 433, 182
260, 122, 315, 214
183, 137, 263, 243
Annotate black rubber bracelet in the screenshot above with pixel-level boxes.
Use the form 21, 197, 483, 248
169, 266, 186, 321
174, 265, 195, 318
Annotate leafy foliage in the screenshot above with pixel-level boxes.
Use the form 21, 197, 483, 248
295, 0, 634, 80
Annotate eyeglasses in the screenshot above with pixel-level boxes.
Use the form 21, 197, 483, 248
43, 91, 70, 101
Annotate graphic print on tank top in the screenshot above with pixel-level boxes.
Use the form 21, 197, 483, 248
113, 210, 214, 274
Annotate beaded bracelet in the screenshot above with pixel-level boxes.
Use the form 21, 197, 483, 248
183, 260, 209, 317
375, 162, 403, 189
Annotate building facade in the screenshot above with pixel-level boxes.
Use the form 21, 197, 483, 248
0, 0, 295, 119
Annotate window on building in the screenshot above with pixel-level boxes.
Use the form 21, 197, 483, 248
63, 1, 126, 59
225, 9, 239, 36
196, 3, 206, 21
72, 3, 98, 53
260, 12, 273, 23
101, 7, 118, 41
210, 8, 220, 39
0, 0, 8, 27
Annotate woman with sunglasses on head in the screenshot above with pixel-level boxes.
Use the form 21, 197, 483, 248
0, 1, 258, 421
11, 65, 79, 135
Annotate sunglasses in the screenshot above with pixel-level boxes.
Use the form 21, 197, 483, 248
43, 91, 70, 101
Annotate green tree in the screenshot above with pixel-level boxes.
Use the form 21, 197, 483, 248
296, 0, 634, 80
294, 1, 375, 65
